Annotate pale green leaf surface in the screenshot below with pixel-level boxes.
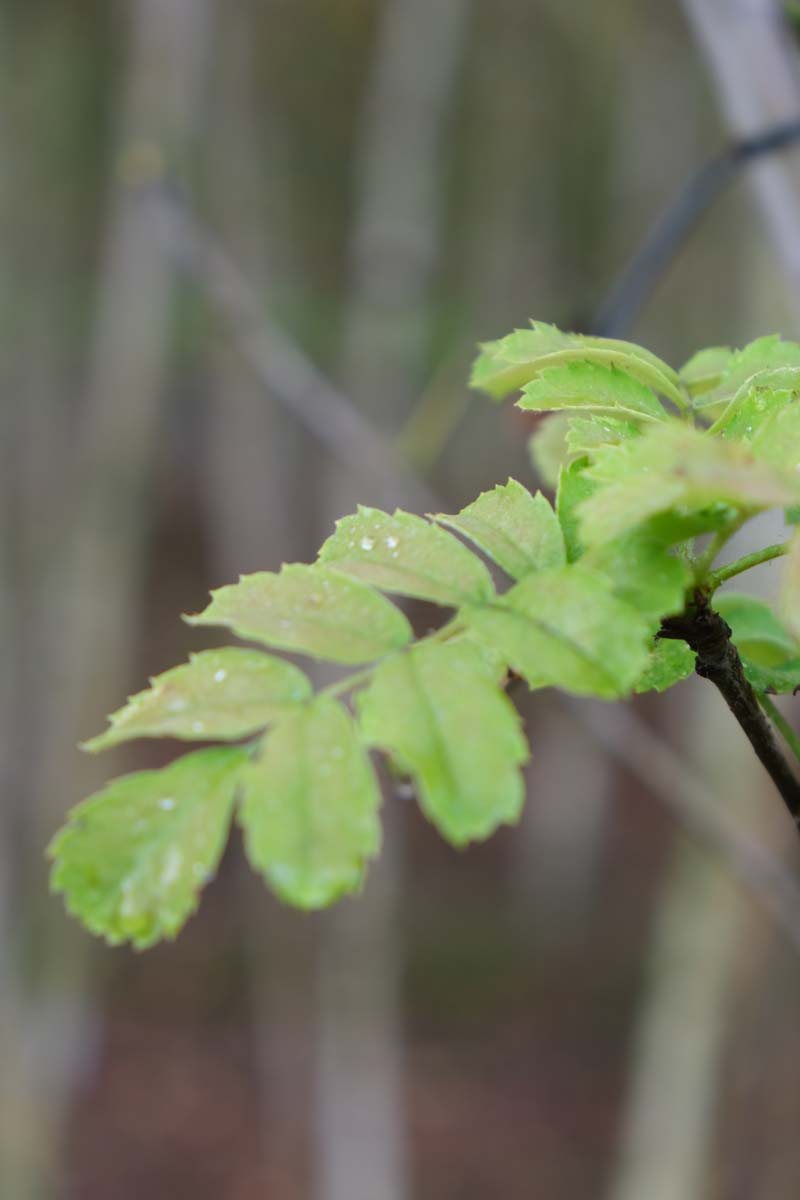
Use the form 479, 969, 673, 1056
580, 423, 800, 545
49, 747, 246, 949
434, 480, 565, 581
357, 641, 527, 846
634, 638, 695, 693
318, 506, 494, 607
711, 384, 794, 440
714, 593, 797, 666
84, 648, 312, 751
519, 362, 666, 422
240, 697, 381, 909
186, 564, 412, 664
463, 565, 652, 699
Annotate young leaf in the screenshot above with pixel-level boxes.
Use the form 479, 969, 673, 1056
471, 322, 683, 406
634, 638, 695, 693
580, 423, 800, 545
518, 362, 667, 422
186, 563, 412, 664
317, 506, 494, 607
49, 747, 246, 949
357, 640, 527, 846
83, 648, 312, 751
711, 382, 794, 440
463, 564, 652, 699
434, 479, 565, 581
695, 335, 800, 409
239, 697, 381, 909
714, 593, 797, 666
680, 346, 732, 397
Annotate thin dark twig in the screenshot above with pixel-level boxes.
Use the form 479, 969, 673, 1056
591, 118, 800, 337
660, 591, 800, 830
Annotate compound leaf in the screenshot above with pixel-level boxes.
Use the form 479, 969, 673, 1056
49, 747, 246, 949
463, 564, 652, 699
518, 362, 667, 422
434, 479, 565, 581
83, 648, 312, 751
357, 640, 527, 846
186, 563, 412, 664
318, 506, 494, 607
239, 697, 381, 909
556, 458, 597, 562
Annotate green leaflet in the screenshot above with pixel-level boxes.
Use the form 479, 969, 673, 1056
49, 747, 246, 949
463, 564, 652, 699
556, 458, 597, 562
318, 506, 494, 607
518, 362, 667, 422
694, 335, 800, 410
714, 593, 797, 667
357, 640, 527, 846
780, 531, 800, 642
680, 346, 732, 397
580, 423, 800, 545
434, 479, 565, 582
585, 529, 691, 622
186, 563, 412, 664
240, 697, 381, 909
634, 638, 695, 694
470, 321, 683, 407
83, 648, 312, 751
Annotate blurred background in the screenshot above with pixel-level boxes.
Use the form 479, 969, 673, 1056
4, 1, 800, 1197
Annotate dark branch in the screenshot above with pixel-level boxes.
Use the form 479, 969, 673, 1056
660, 591, 800, 830
591, 118, 800, 337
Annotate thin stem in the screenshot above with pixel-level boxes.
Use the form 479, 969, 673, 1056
707, 540, 789, 590
693, 514, 748, 578
321, 617, 465, 702
757, 692, 800, 766
661, 593, 800, 830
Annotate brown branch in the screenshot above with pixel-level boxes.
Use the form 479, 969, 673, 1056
660, 591, 800, 829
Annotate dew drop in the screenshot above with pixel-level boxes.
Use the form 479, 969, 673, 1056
192, 720, 205, 733
214, 668, 227, 683
360, 536, 375, 551
167, 698, 188, 712
386, 535, 399, 549
159, 796, 176, 811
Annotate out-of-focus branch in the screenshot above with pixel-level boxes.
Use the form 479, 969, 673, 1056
681, 0, 800, 314
149, 187, 440, 515
565, 698, 800, 954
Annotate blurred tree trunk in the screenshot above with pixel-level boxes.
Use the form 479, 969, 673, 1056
315, 4, 469, 1199
0, 2, 212, 1194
